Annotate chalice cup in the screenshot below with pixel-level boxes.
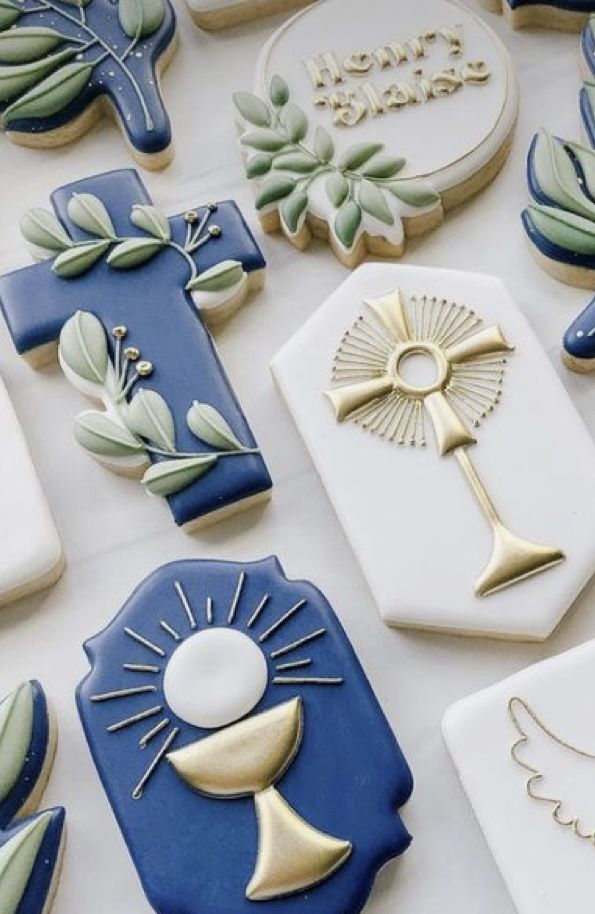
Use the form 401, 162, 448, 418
167, 697, 352, 901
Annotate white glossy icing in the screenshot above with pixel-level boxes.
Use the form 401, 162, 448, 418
443, 639, 595, 914
271, 264, 595, 640
191, 272, 247, 315
0, 375, 63, 604
255, 0, 518, 195
163, 628, 268, 729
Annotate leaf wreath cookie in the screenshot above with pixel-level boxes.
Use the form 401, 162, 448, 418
0, 0, 176, 168
234, 0, 518, 269
78, 557, 413, 914
0, 681, 65, 914
0, 169, 272, 530
479, 0, 595, 31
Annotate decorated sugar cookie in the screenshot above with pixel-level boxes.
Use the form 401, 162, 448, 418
443, 638, 595, 914
186, 0, 313, 32
479, 0, 595, 31
77, 557, 413, 914
234, 0, 517, 269
0, 169, 272, 531
0, 0, 176, 168
0, 681, 66, 914
0, 374, 63, 606
272, 263, 595, 640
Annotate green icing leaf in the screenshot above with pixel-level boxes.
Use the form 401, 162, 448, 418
3, 61, 93, 124
532, 130, 595, 220
280, 191, 308, 236
325, 172, 349, 208
358, 179, 394, 226
314, 126, 334, 163
273, 152, 317, 173
0, 27, 65, 64
283, 102, 308, 142
20, 208, 71, 252
142, 455, 217, 496
0, 812, 53, 914
53, 240, 110, 277
362, 156, 405, 179
107, 237, 164, 269
186, 259, 243, 292
119, 0, 165, 39
385, 180, 440, 207
0, 0, 21, 30
565, 138, 595, 205
59, 311, 108, 385
0, 49, 74, 103
233, 91, 271, 127
240, 129, 287, 152
67, 192, 115, 239
74, 411, 144, 458
246, 153, 272, 178
130, 204, 170, 241
527, 203, 595, 254
338, 142, 384, 171
255, 174, 295, 210
334, 200, 362, 249
186, 401, 242, 451
127, 389, 176, 452
0, 683, 33, 806
269, 74, 289, 107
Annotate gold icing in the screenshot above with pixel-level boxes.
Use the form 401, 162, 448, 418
325, 290, 565, 598
167, 698, 352, 900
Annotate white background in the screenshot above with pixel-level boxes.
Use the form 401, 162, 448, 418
0, 2, 593, 912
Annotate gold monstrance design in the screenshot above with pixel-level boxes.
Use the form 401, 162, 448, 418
324, 290, 564, 597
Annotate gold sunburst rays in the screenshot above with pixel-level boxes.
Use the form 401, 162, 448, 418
325, 289, 565, 598
89, 573, 344, 801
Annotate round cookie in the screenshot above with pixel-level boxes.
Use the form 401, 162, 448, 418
234, 0, 518, 268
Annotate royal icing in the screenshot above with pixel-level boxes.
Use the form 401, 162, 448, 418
0, 169, 272, 530
77, 557, 413, 913
185, 0, 314, 30
480, 0, 595, 29
0, 374, 63, 606
235, 0, 517, 267
271, 264, 595, 639
0, 681, 65, 914
0, 0, 176, 165
444, 638, 595, 914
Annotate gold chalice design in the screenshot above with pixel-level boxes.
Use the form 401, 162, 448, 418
324, 290, 564, 597
167, 697, 352, 901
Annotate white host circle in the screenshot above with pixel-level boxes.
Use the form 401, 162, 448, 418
163, 627, 268, 730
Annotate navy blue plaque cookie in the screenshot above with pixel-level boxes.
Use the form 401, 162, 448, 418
78, 557, 413, 914
0, 169, 271, 530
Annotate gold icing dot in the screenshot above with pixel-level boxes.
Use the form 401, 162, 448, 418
112, 325, 128, 339
137, 361, 153, 377
124, 346, 140, 361
185, 210, 198, 224
209, 225, 222, 237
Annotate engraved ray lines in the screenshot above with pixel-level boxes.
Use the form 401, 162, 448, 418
89, 572, 344, 799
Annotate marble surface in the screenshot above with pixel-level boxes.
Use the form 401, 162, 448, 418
0, 3, 594, 913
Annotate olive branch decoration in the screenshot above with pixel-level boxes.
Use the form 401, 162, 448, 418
20, 191, 245, 293
59, 311, 260, 497
233, 75, 440, 250
0, 0, 166, 130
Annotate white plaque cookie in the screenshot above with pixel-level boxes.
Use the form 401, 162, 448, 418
271, 264, 595, 640
234, 0, 518, 268
444, 639, 595, 914
0, 374, 63, 606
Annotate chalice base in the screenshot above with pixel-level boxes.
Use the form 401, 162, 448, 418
476, 524, 565, 597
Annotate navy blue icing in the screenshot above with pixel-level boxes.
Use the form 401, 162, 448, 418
77, 557, 413, 914
0, 169, 271, 527
563, 293, 595, 359
507, 0, 595, 9
2, 808, 66, 914
0, 0, 176, 156
0, 681, 50, 831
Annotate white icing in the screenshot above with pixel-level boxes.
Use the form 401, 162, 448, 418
443, 639, 595, 914
163, 628, 268, 729
0, 375, 63, 603
255, 0, 518, 194
271, 264, 595, 640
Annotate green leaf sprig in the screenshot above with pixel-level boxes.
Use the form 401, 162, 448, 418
233, 75, 440, 250
59, 311, 260, 497
20, 192, 245, 294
